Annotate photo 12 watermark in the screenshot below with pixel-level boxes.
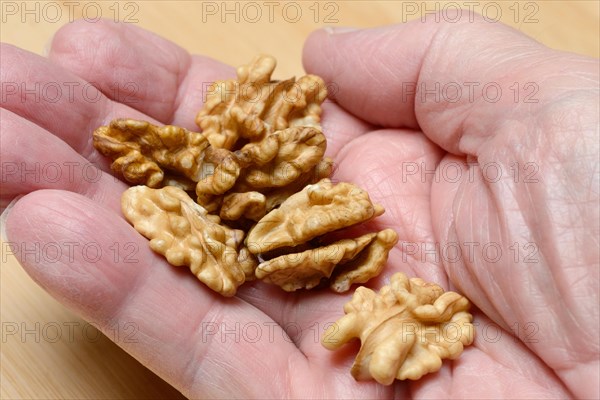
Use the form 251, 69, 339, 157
1, 320, 139, 344
399, 240, 539, 265
2, 161, 110, 185
199, 1, 340, 24
1, 1, 140, 24
1, 241, 140, 264
399, 1, 540, 24
400, 160, 540, 184
1, 81, 140, 105
402, 81, 539, 104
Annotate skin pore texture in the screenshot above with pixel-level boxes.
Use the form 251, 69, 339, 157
2, 13, 598, 399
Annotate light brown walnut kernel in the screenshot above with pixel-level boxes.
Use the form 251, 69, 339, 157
194, 147, 241, 197
193, 127, 327, 220
94, 119, 209, 187
121, 185, 256, 296
255, 233, 377, 291
234, 126, 327, 189
330, 229, 399, 293
212, 156, 334, 221
220, 192, 267, 221
196, 55, 327, 149
255, 229, 397, 292
246, 179, 384, 254
236, 127, 327, 189
322, 273, 474, 384
93, 119, 243, 199
263, 157, 334, 211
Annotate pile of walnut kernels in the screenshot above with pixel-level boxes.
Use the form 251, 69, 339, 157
93, 55, 474, 384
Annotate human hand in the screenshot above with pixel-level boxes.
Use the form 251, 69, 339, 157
2, 12, 598, 399
303, 13, 599, 399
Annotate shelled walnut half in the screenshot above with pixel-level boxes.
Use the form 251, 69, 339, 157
121, 185, 256, 296
196, 54, 327, 149
255, 229, 398, 292
322, 273, 474, 384
196, 125, 329, 219
247, 179, 397, 292
93, 118, 241, 194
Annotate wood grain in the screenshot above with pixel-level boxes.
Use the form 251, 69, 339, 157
1, 1, 598, 398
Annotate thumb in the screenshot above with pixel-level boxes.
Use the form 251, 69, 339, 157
303, 12, 597, 155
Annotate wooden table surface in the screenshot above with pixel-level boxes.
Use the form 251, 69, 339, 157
1, 1, 598, 399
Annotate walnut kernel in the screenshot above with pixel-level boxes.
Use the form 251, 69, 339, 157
196, 55, 327, 149
256, 229, 398, 292
121, 185, 256, 296
246, 178, 385, 254
322, 272, 474, 384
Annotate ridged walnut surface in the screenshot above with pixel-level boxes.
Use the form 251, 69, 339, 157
93, 119, 241, 196
322, 273, 474, 384
93, 119, 209, 188
196, 54, 327, 150
261, 157, 333, 212
121, 186, 256, 297
216, 156, 334, 221
330, 229, 399, 292
235, 125, 327, 189
247, 179, 385, 253
197, 126, 328, 218
256, 229, 398, 292
245, 179, 393, 292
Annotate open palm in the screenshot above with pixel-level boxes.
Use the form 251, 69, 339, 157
3, 15, 598, 399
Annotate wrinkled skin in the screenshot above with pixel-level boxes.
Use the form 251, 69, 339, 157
1, 13, 598, 399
